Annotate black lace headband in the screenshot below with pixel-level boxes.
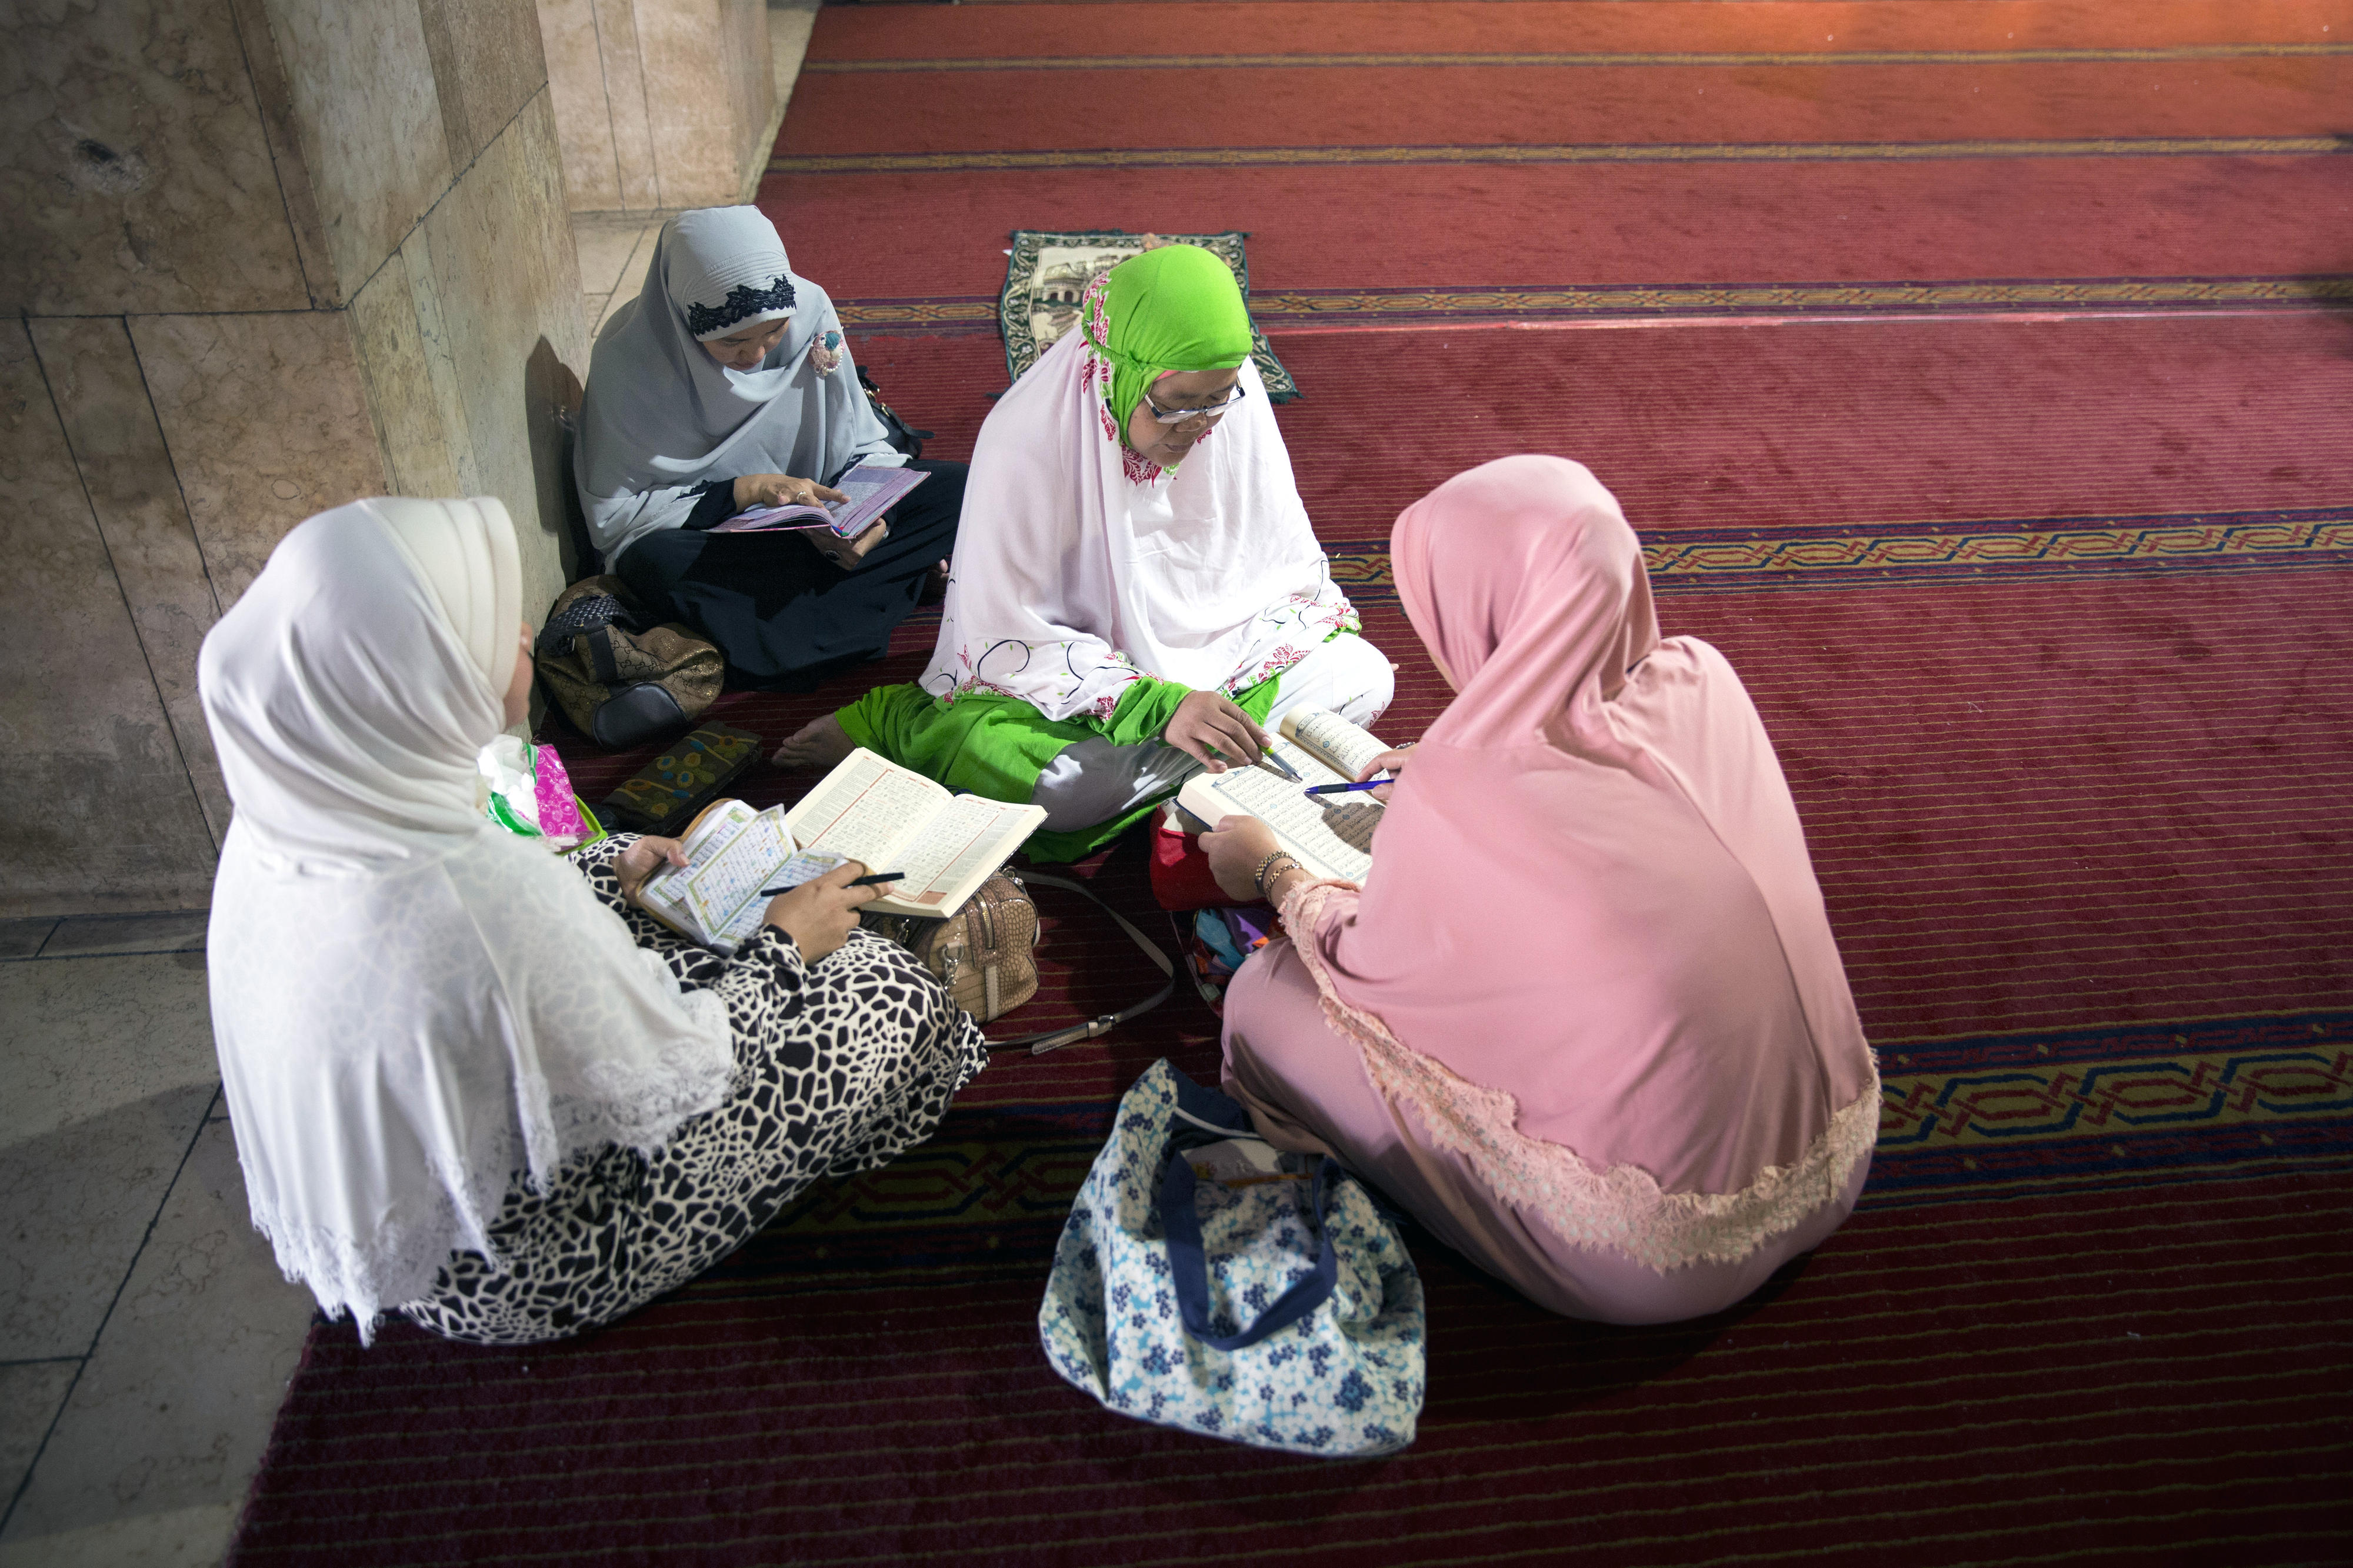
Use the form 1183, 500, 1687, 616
685, 274, 797, 338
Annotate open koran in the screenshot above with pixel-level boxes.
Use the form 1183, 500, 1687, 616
1175, 706, 1393, 885
641, 749, 1046, 950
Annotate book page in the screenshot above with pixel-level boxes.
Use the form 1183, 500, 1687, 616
1180, 739, 1381, 884
879, 795, 1044, 912
640, 799, 762, 938
785, 748, 949, 870
1279, 706, 1390, 781
712, 502, 831, 534
676, 808, 794, 937
824, 465, 928, 538
708, 848, 849, 950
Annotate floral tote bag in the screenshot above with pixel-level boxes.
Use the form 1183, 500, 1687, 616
1038, 1059, 1426, 1456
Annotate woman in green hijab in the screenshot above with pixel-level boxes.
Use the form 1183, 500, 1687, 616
777, 245, 1388, 860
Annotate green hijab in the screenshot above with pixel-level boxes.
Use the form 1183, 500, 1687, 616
1082, 245, 1254, 443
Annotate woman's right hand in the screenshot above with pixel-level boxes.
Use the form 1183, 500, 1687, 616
1357, 746, 1414, 803
762, 860, 879, 962
734, 473, 850, 511
1165, 689, 1269, 771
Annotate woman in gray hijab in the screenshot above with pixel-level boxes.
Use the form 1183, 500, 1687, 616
575, 205, 962, 688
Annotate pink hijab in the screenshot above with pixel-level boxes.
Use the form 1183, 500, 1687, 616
1317, 456, 1873, 1197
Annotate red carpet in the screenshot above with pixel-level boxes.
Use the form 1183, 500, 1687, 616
229, 1175, 2353, 1565
226, 4, 2353, 1562
768, 0, 2353, 328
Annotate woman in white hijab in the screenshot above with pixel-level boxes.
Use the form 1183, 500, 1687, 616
776, 244, 1392, 861
201, 496, 986, 1345
576, 205, 961, 689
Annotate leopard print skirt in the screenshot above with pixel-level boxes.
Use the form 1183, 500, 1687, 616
399, 835, 989, 1345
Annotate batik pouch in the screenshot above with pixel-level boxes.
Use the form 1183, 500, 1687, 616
598, 723, 762, 835
1038, 1060, 1425, 1456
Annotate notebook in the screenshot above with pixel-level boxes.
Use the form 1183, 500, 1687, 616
710, 463, 929, 539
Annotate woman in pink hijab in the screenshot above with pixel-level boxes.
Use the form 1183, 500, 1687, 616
1200, 455, 1879, 1323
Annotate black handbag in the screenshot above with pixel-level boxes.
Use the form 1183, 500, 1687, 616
858, 366, 933, 461
534, 577, 723, 749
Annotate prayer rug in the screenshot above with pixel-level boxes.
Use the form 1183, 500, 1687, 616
997, 229, 1298, 396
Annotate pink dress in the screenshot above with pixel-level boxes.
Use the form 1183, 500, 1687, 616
1218, 456, 1878, 1325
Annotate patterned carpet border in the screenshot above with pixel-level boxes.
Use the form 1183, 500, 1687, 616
1317, 506, 2353, 599
803, 43, 2353, 73
665, 1012, 2353, 1294
772, 135, 2351, 176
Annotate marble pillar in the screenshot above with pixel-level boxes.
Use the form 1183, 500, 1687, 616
540, 0, 775, 212
0, 0, 591, 916
0, 326, 222, 914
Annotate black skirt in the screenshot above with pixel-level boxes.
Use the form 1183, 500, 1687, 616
615, 459, 964, 690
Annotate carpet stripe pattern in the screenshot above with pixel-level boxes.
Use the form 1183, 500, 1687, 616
841, 275, 2353, 333
774, 0, 2352, 322
232, 1179, 2353, 1564
227, 1, 2353, 1560
775, 136, 2353, 176
805, 44, 2353, 72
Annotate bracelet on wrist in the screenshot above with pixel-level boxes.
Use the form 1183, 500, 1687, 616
1252, 850, 1303, 899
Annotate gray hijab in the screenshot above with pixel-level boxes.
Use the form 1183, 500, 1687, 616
574, 206, 898, 565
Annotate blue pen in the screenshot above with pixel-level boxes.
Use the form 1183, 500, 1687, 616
1304, 779, 1385, 796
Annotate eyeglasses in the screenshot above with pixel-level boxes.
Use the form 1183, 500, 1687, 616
1143, 382, 1247, 425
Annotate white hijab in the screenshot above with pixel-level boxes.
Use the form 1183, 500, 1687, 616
920, 317, 1354, 723
575, 205, 900, 566
201, 498, 735, 1341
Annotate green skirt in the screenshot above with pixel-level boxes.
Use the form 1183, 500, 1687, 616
835, 674, 1282, 863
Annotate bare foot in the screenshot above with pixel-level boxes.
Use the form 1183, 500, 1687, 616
772, 713, 855, 772
921, 558, 950, 605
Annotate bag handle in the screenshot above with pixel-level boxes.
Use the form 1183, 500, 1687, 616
1161, 1150, 1341, 1350
989, 872, 1176, 1057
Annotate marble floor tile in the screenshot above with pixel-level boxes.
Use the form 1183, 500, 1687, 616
0, 1503, 237, 1568
0, 1086, 216, 1361
582, 291, 611, 333
0, 1119, 311, 1554
572, 211, 653, 296
0, 1360, 78, 1506
0, 922, 56, 962
38, 913, 209, 959
0, 953, 218, 1149
606, 218, 665, 313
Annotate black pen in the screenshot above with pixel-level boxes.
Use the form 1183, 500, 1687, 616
759, 870, 904, 896
1303, 779, 1384, 796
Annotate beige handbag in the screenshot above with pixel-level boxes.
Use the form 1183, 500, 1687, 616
864, 870, 1175, 1055
862, 871, 1039, 1023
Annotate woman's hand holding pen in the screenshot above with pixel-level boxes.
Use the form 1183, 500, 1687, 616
763, 860, 881, 963
615, 836, 690, 907
1165, 689, 1269, 772
1355, 746, 1414, 803
734, 473, 849, 511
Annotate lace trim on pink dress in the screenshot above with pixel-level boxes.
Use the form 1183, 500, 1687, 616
1276, 880, 1881, 1273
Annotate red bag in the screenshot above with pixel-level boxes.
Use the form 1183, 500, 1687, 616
1148, 807, 1253, 912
